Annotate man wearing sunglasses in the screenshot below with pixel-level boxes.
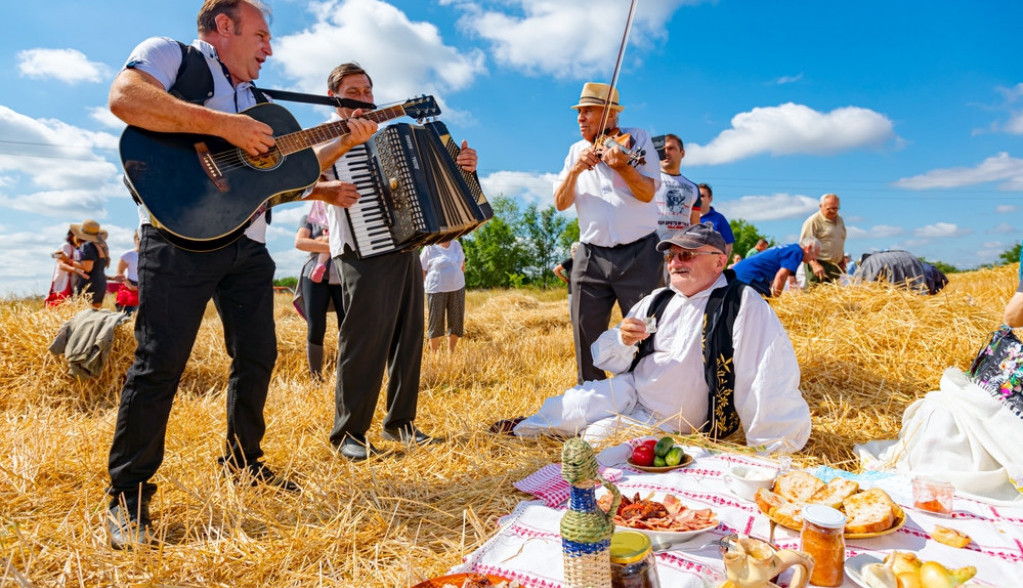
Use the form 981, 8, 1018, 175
497, 223, 811, 454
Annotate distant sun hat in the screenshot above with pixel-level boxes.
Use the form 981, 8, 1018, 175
571, 82, 624, 112
656, 222, 726, 254
70, 219, 103, 243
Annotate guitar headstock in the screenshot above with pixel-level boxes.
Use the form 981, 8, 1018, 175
403, 95, 441, 120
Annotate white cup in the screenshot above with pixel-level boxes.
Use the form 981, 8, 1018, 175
723, 465, 777, 502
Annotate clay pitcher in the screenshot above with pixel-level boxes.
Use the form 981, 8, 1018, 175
721, 536, 814, 588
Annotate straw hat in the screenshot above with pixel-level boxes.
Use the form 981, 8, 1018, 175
571, 82, 624, 112
70, 219, 103, 243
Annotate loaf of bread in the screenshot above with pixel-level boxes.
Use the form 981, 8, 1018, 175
808, 477, 860, 510
772, 470, 824, 502
843, 487, 897, 534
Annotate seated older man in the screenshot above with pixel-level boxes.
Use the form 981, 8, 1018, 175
495, 223, 811, 454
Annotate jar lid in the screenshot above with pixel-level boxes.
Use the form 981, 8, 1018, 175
610, 531, 651, 564
802, 503, 846, 529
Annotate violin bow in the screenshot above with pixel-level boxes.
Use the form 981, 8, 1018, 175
595, 0, 640, 143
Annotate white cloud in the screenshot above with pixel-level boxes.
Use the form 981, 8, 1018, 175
987, 222, 1017, 235
894, 152, 1023, 190
716, 193, 818, 222
272, 0, 486, 107
913, 222, 970, 239
0, 105, 119, 192
17, 48, 111, 84
847, 225, 905, 239
1006, 112, 1023, 135
89, 107, 125, 130
995, 204, 1018, 214
685, 103, 896, 166
480, 170, 559, 207
0, 188, 115, 218
450, 0, 689, 78
775, 73, 804, 85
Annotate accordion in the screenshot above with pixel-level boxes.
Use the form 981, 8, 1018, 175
338, 120, 492, 258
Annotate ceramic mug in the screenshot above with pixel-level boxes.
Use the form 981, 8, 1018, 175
724, 465, 777, 502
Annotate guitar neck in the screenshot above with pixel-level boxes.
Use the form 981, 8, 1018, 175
274, 104, 407, 155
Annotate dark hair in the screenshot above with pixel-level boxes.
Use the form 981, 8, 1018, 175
328, 62, 373, 93
664, 133, 683, 150
698, 183, 713, 196
197, 0, 270, 35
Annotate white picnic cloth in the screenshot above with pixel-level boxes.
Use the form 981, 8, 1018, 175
451, 440, 1023, 588
856, 368, 1023, 505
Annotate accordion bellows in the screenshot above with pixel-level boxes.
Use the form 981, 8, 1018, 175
339, 120, 492, 258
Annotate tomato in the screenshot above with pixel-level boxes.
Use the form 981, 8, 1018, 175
631, 445, 655, 466
641, 438, 658, 451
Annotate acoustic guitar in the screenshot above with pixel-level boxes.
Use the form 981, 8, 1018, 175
119, 95, 440, 251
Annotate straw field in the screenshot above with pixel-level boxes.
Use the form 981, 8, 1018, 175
1, 264, 1019, 586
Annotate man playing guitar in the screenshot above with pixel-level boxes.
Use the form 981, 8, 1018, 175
103, 0, 373, 549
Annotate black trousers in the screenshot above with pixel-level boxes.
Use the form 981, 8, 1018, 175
107, 226, 277, 505
569, 232, 662, 384
300, 272, 345, 345
329, 248, 424, 444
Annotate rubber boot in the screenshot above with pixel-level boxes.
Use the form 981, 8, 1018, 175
307, 343, 324, 380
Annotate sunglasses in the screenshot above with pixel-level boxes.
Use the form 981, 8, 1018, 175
663, 250, 722, 263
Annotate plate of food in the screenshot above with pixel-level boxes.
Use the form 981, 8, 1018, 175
753, 470, 906, 539
626, 453, 693, 473
625, 436, 693, 472
598, 491, 719, 542
846, 552, 979, 588
410, 573, 519, 588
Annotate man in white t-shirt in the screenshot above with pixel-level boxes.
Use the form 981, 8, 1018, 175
554, 82, 662, 384
654, 133, 702, 240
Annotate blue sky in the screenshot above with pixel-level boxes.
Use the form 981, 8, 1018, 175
1, 0, 1021, 296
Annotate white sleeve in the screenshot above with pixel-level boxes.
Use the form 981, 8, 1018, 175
731, 288, 811, 454
590, 290, 659, 375
123, 36, 185, 90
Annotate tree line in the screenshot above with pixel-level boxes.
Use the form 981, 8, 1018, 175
277, 197, 1021, 288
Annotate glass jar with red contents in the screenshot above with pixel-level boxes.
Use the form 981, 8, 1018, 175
800, 504, 846, 587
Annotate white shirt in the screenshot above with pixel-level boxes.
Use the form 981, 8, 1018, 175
654, 171, 701, 239
589, 275, 811, 453
120, 250, 139, 282
555, 127, 661, 247
420, 242, 466, 293
123, 37, 267, 242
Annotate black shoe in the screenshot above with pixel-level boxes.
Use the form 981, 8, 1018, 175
382, 424, 435, 446
335, 435, 385, 461
221, 458, 301, 493
107, 500, 152, 550
489, 417, 526, 435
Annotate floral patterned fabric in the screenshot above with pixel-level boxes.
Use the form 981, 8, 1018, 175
969, 326, 1023, 421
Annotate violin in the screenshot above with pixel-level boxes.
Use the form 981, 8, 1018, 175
593, 126, 647, 168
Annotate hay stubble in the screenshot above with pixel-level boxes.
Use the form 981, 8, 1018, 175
0, 265, 1017, 585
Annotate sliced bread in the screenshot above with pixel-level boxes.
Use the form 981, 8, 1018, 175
808, 477, 860, 510
843, 487, 897, 534
773, 470, 825, 502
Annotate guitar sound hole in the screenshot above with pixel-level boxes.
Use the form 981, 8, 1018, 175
241, 148, 284, 171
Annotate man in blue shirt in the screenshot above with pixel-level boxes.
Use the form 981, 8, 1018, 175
732, 238, 821, 297
698, 183, 735, 257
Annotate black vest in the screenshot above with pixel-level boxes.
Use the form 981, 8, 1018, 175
628, 270, 746, 439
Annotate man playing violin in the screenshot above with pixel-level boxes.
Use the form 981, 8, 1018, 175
554, 82, 662, 384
